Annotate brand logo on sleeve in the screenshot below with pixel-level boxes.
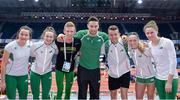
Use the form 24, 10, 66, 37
98, 39, 101, 42
87, 37, 90, 40
120, 49, 124, 52
49, 50, 53, 53
159, 46, 163, 49
138, 55, 142, 57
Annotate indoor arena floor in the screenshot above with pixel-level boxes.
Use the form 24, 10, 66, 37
0, 71, 180, 100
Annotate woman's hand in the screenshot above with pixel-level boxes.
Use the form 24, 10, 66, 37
74, 67, 78, 74
57, 34, 65, 42
165, 81, 172, 93
0, 81, 6, 93
1, 50, 9, 94
165, 74, 174, 93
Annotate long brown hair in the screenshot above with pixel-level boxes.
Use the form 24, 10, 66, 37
16, 25, 33, 39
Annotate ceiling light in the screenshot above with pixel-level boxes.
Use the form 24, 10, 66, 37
137, 0, 143, 4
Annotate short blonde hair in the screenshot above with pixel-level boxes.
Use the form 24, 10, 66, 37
64, 21, 75, 28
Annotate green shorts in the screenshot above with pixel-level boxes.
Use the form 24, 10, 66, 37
136, 76, 155, 84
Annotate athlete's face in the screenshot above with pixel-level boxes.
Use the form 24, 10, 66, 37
87, 21, 99, 35
128, 35, 139, 49
108, 30, 120, 44
18, 29, 30, 43
144, 27, 158, 41
43, 31, 54, 45
64, 27, 75, 38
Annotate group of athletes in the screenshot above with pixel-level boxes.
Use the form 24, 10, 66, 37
0, 16, 179, 100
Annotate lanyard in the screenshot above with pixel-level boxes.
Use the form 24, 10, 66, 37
64, 37, 74, 62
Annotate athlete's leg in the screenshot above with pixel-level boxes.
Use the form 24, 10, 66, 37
5, 75, 17, 99
41, 72, 52, 99
146, 83, 155, 100
17, 75, 28, 100
64, 71, 74, 100
30, 71, 41, 99
135, 83, 146, 99
165, 79, 178, 99
155, 78, 166, 99
56, 70, 64, 100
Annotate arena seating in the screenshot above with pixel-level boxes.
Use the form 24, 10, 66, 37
0, 22, 180, 39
